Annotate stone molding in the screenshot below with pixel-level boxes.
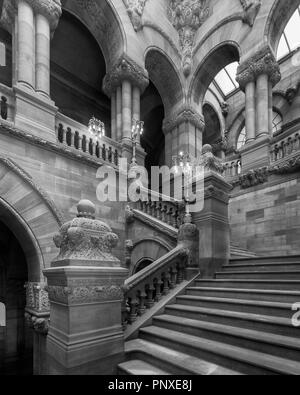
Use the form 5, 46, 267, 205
167, 0, 210, 77
122, 0, 148, 32
0, 156, 64, 225
204, 184, 230, 204
0, 0, 62, 33
233, 166, 269, 189
236, 47, 281, 89
240, 0, 261, 27
103, 55, 149, 97
163, 105, 205, 134
270, 154, 300, 175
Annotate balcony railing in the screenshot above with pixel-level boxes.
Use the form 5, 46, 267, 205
55, 112, 122, 166
270, 129, 300, 162
223, 157, 242, 178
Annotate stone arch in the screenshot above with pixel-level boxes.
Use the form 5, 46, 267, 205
202, 103, 222, 146
62, 0, 126, 69
145, 48, 184, 114
0, 157, 63, 281
228, 108, 246, 150
191, 42, 241, 107
129, 237, 172, 276
265, 0, 300, 54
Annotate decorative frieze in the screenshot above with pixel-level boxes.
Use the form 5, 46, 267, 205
167, 0, 210, 77
103, 56, 149, 97
233, 167, 269, 189
122, 0, 148, 31
236, 47, 281, 90
0, 0, 62, 33
163, 105, 205, 134
25, 282, 50, 313
240, 0, 261, 27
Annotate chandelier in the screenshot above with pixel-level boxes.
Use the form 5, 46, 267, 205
88, 116, 105, 140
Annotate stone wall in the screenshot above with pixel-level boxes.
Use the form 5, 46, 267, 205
230, 175, 300, 256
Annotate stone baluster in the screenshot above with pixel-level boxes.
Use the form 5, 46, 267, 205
78, 134, 83, 152
162, 272, 170, 295
154, 279, 163, 302
170, 267, 178, 289
138, 290, 147, 316
145, 285, 155, 309
70, 129, 75, 148
128, 296, 139, 324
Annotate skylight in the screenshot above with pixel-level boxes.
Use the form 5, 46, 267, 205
214, 62, 239, 97
277, 7, 300, 60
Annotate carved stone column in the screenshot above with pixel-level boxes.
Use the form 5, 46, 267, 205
0, 0, 62, 141
192, 145, 231, 278
163, 106, 205, 167
43, 200, 128, 375
24, 281, 50, 375
103, 56, 149, 164
237, 47, 281, 171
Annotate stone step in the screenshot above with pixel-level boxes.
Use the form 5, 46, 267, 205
139, 326, 300, 375
195, 279, 300, 291
118, 360, 170, 375
125, 339, 242, 375
223, 262, 300, 272
164, 304, 299, 337
216, 271, 300, 280
230, 256, 300, 265
153, 315, 300, 362
176, 295, 293, 318
186, 287, 300, 303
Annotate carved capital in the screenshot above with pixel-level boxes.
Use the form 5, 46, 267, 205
25, 282, 50, 313
122, 0, 148, 32
240, 0, 261, 27
103, 55, 149, 97
237, 47, 281, 89
163, 106, 205, 134
0, 0, 62, 33
52, 200, 120, 266
167, 0, 210, 77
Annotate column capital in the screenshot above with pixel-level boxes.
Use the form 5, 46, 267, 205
236, 47, 281, 90
103, 55, 149, 97
0, 0, 62, 33
24, 281, 50, 335
163, 105, 205, 135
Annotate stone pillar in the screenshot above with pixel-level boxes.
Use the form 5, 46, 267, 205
103, 57, 149, 165
0, 0, 62, 141
44, 200, 128, 375
237, 47, 281, 171
192, 145, 231, 278
111, 91, 117, 140
24, 281, 50, 375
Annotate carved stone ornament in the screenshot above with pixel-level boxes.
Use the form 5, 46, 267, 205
163, 105, 205, 134
236, 47, 281, 90
240, 0, 261, 27
122, 0, 148, 31
285, 82, 300, 105
0, 0, 62, 33
200, 144, 227, 175
25, 282, 50, 313
103, 55, 149, 97
52, 199, 120, 266
167, 0, 210, 77
269, 153, 300, 175
233, 167, 269, 189
25, 313, 50, 335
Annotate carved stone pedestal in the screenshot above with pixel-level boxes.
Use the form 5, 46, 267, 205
44, 200, 128, 375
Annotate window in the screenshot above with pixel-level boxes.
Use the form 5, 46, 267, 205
237, 127, 246, 150
214, 62, 239, 96
0, 303, 5, 326
277, 7, 300, 60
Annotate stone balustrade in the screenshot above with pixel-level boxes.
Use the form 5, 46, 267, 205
55, 112, 122, 166
223, 158, 242, 178
270, 130, 300, 162
0, 84, 14, 122
122, 245, 189, 328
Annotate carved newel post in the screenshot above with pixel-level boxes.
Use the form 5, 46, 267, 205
44, 200, 128, 375
192, 145, 232, 278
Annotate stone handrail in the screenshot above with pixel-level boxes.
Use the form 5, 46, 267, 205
270, 129, 300, 162
55, 112, 122, 166
223, 157, 242, 178
122, 245, 189, 328
0, 84, 14, 122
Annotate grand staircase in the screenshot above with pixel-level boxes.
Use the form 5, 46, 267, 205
119, 256, 300, 375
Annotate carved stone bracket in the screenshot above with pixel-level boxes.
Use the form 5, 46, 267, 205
236, 47, 281, 90
240, 0, 261, 27
103, 55, 149, 97
122, 0, 148, 31
167, 0, 210, 77
163, 105, 205, 134
0, 0, 62, 33
270, 154, 300, 175
25, 282, 50, 336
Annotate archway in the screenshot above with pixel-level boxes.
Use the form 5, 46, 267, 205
51, 10, 110, 134
0, 221, 32, 376
203, 103, 222, 146
134, 258, 154, 275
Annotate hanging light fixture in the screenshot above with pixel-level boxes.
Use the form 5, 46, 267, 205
88, 116, 105, 140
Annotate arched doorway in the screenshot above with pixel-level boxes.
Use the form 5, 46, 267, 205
134, 259, 154, 274
0, 220, 32, 376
